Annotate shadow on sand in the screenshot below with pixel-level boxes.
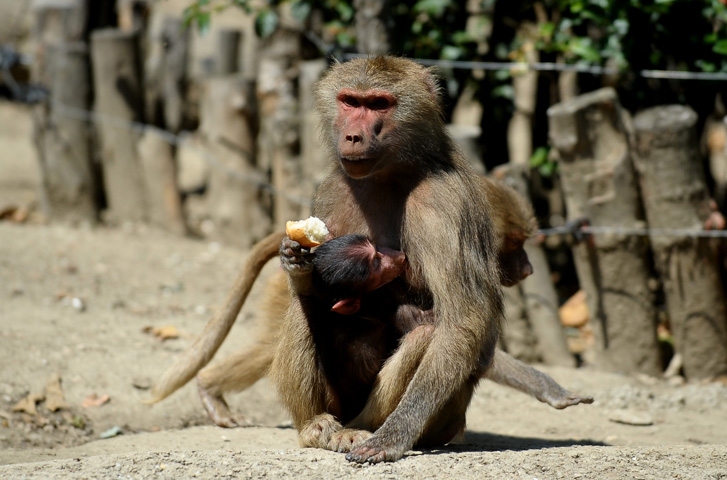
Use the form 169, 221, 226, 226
420, 431, 606, 456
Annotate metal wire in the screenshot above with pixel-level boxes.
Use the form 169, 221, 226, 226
540, 225, 727, 239
51, 101, 312, 207
343, 53, 727, 81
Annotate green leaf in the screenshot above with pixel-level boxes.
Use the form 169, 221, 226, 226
290, 0, 311, 21
492, 84, 513, 99
335, 2, 354, 22
539, 22, 555, 39
255, 10, 279, 38
696, 60, 717, 72
612, 19, 629, 36
451, 30, 472, 45
713, 39, 727, 55
568, 38, 601, 63
182, 5, 198, 28
529, 147, 549, 168
539, 161, 557, 177
197, 12, 211, 35
441, 45, 463, 60
413, 0, 451, 17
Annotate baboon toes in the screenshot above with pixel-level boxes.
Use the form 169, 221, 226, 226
327, 429, 372, 453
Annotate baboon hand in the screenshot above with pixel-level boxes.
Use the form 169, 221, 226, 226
280, 236, 314, 277
345, 434, 407, 464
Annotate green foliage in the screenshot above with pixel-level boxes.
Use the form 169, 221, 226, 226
530, 146, 557, 177
533, 0, 727, 73
255, 8, 279, 38
183, 0, 727, 74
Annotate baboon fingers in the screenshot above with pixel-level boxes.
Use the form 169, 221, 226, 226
345, 435, 406, 464
327, 428, 372, 453
299, 413, 343, 449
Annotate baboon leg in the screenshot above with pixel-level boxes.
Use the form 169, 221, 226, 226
347, 325, 435, 431
196, 341, 275, 427
348, 335, 592, 438
485, 350, 594, 409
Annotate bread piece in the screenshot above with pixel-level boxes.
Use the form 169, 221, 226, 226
285, 216, 329, 247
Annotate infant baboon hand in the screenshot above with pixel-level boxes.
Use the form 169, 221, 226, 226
280, 237, 314, 276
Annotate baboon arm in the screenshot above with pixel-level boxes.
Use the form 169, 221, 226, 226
270, 296, 334, 430
484, 350, 594, 409
351, 342, 592, 437
347, 191, 502, 463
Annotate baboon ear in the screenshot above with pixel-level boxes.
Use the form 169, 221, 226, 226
331, 298, 361, 315
423, 67, 442, 99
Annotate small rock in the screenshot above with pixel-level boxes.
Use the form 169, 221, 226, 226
100, 426, 123, 439
131, 377, 151, 390
71, 297, 86, 312
608, 409, 653, 426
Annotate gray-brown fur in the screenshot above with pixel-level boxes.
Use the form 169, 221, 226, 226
147, 58, 590, 453
270, 56, 504, 463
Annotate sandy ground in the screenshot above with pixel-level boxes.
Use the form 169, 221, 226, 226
1, 100, 727, 478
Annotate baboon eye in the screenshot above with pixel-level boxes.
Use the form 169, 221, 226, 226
368, 97, 391, 110
341, 95, 361, 108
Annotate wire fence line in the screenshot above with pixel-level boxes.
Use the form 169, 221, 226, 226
342, 54, 727, 81
50, 101, 312, 207
49, 99, 727, 241
540, 225, 727, 239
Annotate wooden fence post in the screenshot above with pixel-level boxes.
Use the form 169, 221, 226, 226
507, 22, 538, 167
354, 0, 391, 54
632, 105, 727, 380
197, 75, 271, 248
35, 41, 99, 224
548, 87, 662, 376
138, 127, 186, 235
158, 16, 189, 133
31, 1, 99, 224
90, 28, 148, 224
299, 58, 328, 202
257, 29, 305, 225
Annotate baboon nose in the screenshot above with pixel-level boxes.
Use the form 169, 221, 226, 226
345, 133, 362, 144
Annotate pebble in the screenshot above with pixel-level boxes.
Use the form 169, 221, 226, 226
608, 409, 654, 426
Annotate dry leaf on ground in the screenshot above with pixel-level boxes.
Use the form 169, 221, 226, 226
11, 392, 44, 415
82, 393, 111, 408
142, 325, 180, 341
45, 373, 70, 412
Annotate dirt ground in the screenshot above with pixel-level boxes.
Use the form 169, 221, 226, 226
1, 100, 727, 478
